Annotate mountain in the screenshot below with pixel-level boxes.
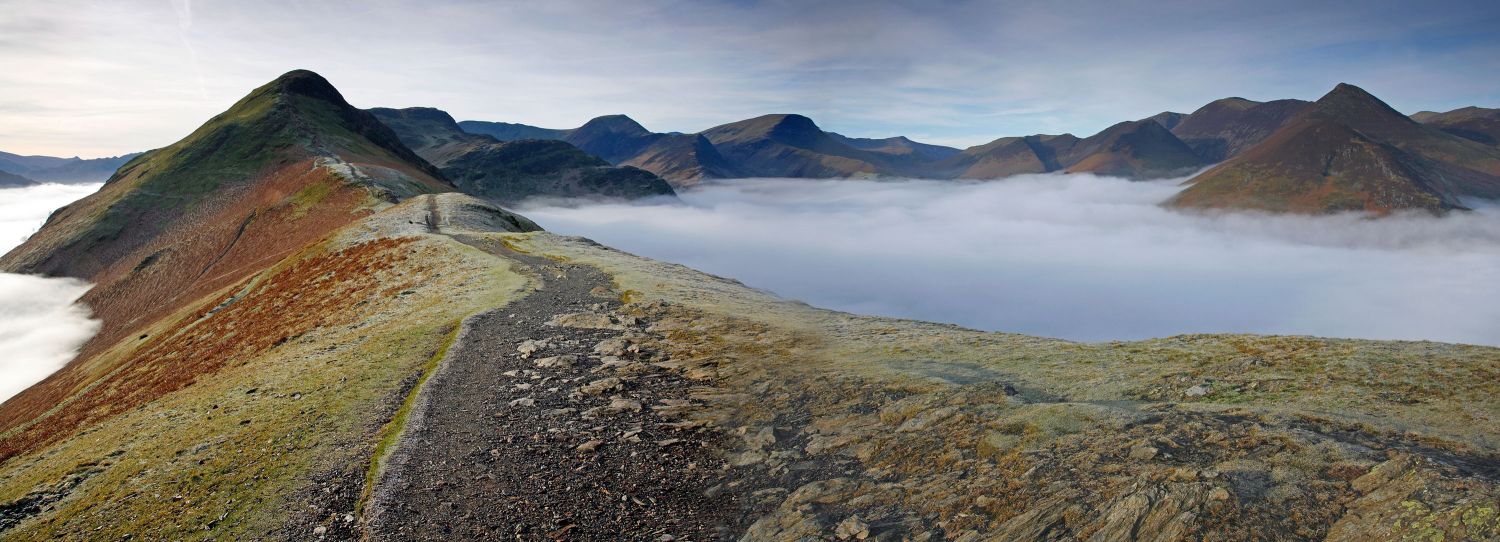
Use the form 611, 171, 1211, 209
1170, 97, 1309, 162
1171, 83, 1500, 214
455, 120, 570, 141
0, 170, 36, 188
1062, 119, 1204, 178
0, 151, 142, 184
1412, 106, 1500, 146
369, 107, 675, 203
699, 114, 901, 177
456, 114, 748, 186
931, 135, 1072, 178
0, 69, 454, 373
618, 133, 741, 186
1146, 111, 1187, 130
827, 132, 962, 161
457, 113, 957, 182
935, 120, 1201, 180
561, 114, 664, 164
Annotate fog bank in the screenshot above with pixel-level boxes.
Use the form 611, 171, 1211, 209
521, 175, 1500, 346
0, 183, 102, 403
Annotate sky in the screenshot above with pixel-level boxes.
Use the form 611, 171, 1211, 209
2, 0, 1499, 157
521, 176, 1500, 347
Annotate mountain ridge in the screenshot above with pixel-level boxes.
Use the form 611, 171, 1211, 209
369, 107, 676, 203
1170, 82, 1500, 213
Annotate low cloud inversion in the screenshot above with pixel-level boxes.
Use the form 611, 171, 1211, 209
521, 175, 1500, 346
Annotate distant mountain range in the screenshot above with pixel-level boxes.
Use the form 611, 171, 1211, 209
368, 107, 674, 204
0, 150, 141, 185
453, 85, 1499, 214
9, 73, 1498, 215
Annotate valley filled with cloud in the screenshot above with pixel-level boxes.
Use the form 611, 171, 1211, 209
523, 175, 1500, 346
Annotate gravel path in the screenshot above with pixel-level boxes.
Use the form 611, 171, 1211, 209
365, 231, 742, 541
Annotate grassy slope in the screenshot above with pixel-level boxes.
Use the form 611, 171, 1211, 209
0, 199, 526, 541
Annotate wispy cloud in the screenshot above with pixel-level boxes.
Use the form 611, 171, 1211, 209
1, 0, 1497, 156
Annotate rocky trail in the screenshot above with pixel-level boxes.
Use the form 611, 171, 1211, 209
364, 225, 745, 540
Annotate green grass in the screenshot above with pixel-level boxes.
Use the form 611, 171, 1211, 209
357, 320, 462, 516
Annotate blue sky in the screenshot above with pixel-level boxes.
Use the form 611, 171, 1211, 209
2, 0, 1498, 156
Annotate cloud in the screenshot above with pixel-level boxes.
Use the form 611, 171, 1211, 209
0, 183, 102, 249
2, 0, 1498, 156
519, 176, 1500, 346
0, 184, 103, 404
0, 274, 98, 403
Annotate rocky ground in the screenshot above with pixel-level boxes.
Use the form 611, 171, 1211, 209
364, 230, 748, 540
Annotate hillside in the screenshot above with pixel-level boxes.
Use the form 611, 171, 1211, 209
1, 189, 1496, 540
0, 70, 455, 434
455, 120, 570, 142
0, 170, 36, 188
618, 133, 741, 186
1171, 83, 1500, 214
1413, 106, 1500, 146
1170, 98, 1308, 162
827, 132, 962, 161
937, 120, 1202, 181
1062, 119, 1204, 179
369, 107, 675, 203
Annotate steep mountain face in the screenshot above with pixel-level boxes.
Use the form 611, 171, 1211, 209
0, 151, 142, 184
0, 69, 452, 372
827, 132, 962, 161
1170, 97, 1309, 162
1413, 106, 1500, 146
618, 133, 741, 187
455, 120, 570, 142
0, 169, 36, 188
370, 107, 674, 204
1171, 83, 1500, 214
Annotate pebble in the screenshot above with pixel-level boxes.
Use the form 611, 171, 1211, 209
606, 397, 644, 413
835, 515, 870, 540
576, 377, 624, 396
1129, 445, 1159, 460
534, 355, 577, 369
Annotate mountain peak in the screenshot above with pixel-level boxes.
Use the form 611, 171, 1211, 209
267, 69, 345, 103
578, 114, 650, 134
1322, 82, 1381, 103
1307, 83, 1416, 130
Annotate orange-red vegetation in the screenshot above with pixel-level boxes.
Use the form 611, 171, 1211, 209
0, 237, 416, 463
